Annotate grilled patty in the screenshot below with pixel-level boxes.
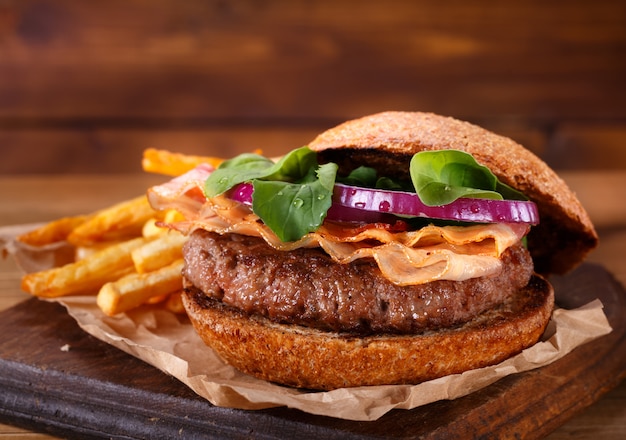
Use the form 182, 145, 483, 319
182, 229, 534, 335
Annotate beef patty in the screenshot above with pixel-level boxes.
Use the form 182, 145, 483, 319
182, 229, 534, 335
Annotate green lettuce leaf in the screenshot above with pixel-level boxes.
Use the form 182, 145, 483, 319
252, 162, 337, 242
204, 147, 319, 198
338, 166, 406, 190
203, 146, 337, 242
204, 153, 274, 197
410, 150, 526, 206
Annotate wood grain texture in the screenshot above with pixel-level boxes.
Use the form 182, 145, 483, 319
1, 0, 624, 120
0, 127, 323, 174
1, 0, 625, 173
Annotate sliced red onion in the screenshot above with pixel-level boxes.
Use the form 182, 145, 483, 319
332, 183, 539, 225
229, 182, 539, 225
230, 182, 254, 206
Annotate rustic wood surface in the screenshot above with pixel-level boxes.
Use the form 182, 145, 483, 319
3, 0, 623, 120
1, 0, 625, 174
0, 172, 625, 439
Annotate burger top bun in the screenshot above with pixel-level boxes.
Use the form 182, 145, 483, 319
308, 111, 597, 274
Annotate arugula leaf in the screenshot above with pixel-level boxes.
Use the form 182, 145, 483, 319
252, 163, 337, 242
410, 150, 525, 206
264, 147, 319, 182
338, 166, 406, 190
203, 146, 337, 242
339, 166, 378, 187
375, 176, 406, 190
495, 180, 527, 202
204, 153, 274, 197
204, 147, 319, 197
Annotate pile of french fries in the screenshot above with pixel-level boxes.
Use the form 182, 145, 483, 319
19, 148, 225, 317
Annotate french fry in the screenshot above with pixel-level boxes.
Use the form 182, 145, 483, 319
145, 293, 170, 305
17, 215, 90, 246
75, 240, 126, 261
163, 209, 185, 223
97, 259, 185, 316
142, 148, 226, 176
21, 237, 149, 298
165, 290, 186, 314
19, 150, 206, 316
131, 232, 187, 274
67, 195, 155, 246
142, 210, 186, 238
142, 218, 164, 238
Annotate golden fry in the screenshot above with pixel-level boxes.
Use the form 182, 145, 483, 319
165, 290, 186, 314
145, 293, 169, 305
131, 232, 187, 274
163, 209, 185, 223
97, 259, 184, 316
17, 215, 90, 246
18, 150, 204, 315
142, 210, 185, 238
142, 148, 225, 176
67, 196, 155, 246
141, 218, 163, 238
74, 240, 126, 261
21, 237, 149, 298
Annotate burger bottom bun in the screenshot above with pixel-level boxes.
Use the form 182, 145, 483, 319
182, 275, 554, 391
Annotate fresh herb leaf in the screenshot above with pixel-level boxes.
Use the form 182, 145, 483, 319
495, 181, 528, 202
410, 150, 524, 206
204, 147, 337, 242
264, 147, 319, 182
252, 162, 337, 242
375, 176, 406, 190
339, 166, 378, 187
204, 153, 274, 197
204, 147, 319, 198
338, 166, 406, 190
316, 161, 340, 192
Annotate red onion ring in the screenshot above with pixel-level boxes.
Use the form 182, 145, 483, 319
229, 182, 539, 225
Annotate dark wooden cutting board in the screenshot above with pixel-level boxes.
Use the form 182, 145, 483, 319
1, 262, 625, 439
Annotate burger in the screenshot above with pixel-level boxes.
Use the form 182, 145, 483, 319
148, 111, 597, 391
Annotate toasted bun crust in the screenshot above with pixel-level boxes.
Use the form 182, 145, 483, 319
308, 111, 597, 274
183, 274, 554, 391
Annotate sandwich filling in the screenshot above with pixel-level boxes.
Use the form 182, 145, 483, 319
147, 147, 538, 334
148, 152, 533, 286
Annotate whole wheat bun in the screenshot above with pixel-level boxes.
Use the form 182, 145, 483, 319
308, 111, 597, 274
183, 275, 553, 391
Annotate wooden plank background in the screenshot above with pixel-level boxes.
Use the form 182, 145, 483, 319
1, 0, 625, 174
